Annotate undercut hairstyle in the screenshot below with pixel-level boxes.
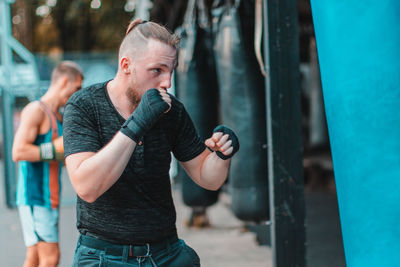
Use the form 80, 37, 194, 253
118, 19, 180, 61
51, 61, 84, 84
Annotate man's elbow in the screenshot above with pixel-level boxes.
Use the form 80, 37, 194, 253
200, 180, 224, 191
195, 174, 226, 191
12, 149, 22, 162
205, 184, 222, 191
72, 182, 99, 203
76, 189, 98, 203
12, 154, 19, 162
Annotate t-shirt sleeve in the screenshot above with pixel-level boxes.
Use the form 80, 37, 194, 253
63, 95, 102, 157
172, 104, 206, 162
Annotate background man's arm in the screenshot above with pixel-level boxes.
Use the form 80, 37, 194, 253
12, 103, 44, 162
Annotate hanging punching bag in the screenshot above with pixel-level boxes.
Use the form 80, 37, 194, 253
212, 0, 268, 222
175, 0, 220, 207
310, 1, 400, 266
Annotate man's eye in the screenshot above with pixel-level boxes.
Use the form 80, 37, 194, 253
152, 68, 161, 73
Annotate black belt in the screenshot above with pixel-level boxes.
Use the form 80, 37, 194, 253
79, 234, 178, 257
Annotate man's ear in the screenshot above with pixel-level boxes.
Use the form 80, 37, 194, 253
120, 57, 131, 74
57, 75, 69, 89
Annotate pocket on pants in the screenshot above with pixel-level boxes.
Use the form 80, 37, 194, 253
157, 239, 201, 267
182, 242, 201, 267
74, 245, 105, 267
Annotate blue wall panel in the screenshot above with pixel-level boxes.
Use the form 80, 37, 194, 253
310, 1, 400, 266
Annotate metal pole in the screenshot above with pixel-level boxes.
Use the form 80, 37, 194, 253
0, 0, 17, 208
263, 0, 306, 266
135, 0, 152, 20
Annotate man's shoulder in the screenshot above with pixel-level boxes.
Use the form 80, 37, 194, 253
23, 101, 42, 112
67, 81, 107, 106
20, 101, 46, 121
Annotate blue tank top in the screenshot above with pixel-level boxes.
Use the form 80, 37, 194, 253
16, 102, 63, 209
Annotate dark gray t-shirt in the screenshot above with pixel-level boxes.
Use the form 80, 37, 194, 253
63, 81, 206, 244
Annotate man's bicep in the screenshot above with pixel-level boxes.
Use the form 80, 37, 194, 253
14, 121, 38, 146
63, 103, 101, 156
14, 105, 43, 145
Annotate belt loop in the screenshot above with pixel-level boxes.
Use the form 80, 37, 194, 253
78, 234, 84, 247
122, 245, 129, 263
75, 235, 83, 253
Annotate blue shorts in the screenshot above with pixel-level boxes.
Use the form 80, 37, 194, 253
18, 205, 59, 247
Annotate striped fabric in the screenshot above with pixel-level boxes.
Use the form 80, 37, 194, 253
16, 103, 63, 209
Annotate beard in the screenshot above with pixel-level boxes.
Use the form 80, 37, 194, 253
125, 73, 141, 108
126, 86, 141, 108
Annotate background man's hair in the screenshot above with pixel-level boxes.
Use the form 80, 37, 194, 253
118, 19, 180, 60
51, 61, 84, 84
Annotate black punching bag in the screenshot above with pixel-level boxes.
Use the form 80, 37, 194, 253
212, 0, 269, 222
175, 0, 220, 207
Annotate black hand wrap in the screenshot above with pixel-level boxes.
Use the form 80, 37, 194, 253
120, 89, 170, 143
213, 125, 240, 160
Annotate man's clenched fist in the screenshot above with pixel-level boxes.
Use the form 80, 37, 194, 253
120, 88, 171, 143
205, 125, 239, 160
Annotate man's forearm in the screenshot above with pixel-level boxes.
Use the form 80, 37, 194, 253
12, 143, 41, 162
198, 151, 231, 191
66, 131, 136, 202
191, 125, 238, 190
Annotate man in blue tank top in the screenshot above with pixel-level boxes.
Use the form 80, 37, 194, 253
12, 61, 83, 267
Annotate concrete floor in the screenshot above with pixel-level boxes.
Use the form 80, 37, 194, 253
0, 165, 345, 266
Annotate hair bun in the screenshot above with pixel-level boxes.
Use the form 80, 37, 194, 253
126, 18, 143, 36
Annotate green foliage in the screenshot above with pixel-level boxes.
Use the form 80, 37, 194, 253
11, 0, 135, 52
10, 0, 188, 53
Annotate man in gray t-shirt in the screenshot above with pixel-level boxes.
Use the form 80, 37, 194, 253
64, 19, 239, 267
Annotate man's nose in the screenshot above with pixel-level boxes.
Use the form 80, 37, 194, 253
159, 73, 172, 89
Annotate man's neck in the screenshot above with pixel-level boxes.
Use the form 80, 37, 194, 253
40, 89, 61, 113
107, 79, 135, 119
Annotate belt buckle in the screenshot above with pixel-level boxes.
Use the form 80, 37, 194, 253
129, 243, 151, 259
